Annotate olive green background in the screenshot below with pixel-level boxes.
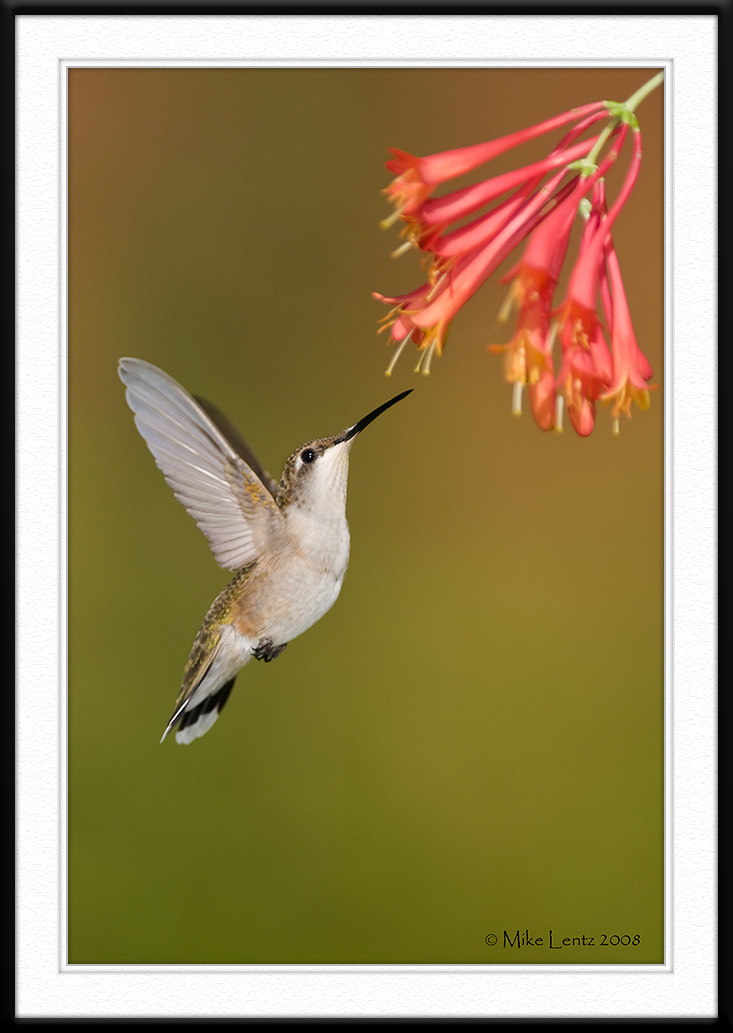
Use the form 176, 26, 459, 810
68, 67, 664, 964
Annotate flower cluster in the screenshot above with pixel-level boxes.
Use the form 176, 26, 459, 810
375, 79, 660, 436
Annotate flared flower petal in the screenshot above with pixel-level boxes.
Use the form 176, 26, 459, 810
556, 324, 613, 436
600, 245, 654, 430
489, 277, 558, 431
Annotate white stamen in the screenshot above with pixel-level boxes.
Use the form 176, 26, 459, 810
414, 340, 434, 376
498, 289, 516, 324
421, 340, 436, 376
512, 380, 524, 416
426, 272, 446, 302
385, 335, 410, 377
391, 239, 413, 259
554, 395, 564, 433
546, 320, 559, 354
612, 417, 620, 436
380, 207, 403, 230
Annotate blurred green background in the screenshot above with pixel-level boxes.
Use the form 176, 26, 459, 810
68, 67, 664, 964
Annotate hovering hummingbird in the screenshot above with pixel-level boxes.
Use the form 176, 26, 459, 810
118, 358, 412, 745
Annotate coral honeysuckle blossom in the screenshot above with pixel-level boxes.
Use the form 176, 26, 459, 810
374, 73, 662, 437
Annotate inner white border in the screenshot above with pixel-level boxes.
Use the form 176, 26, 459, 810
16, 14, 716, 1020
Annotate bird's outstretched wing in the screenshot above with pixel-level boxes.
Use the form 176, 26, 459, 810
192, 394, 280, 499
119, 357, 285, 571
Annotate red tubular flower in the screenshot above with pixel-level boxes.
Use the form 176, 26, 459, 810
499, 175, 586, 317
489, 284, 557, 431
486, 183, 582, 430
556, 324, 614, 436
424, 181, 539, 261
487, 154, 620, 432
380, 153, 597, 378
375, 78, 661, 436
555, 124, 639, 352
423, 107, 613, 263
548, 129, 644, 434
550, 184, 612, 435
600, 245, 654, 431
380, 120, 628, 380
403, 168, 581, 372
382, 100, 606, 225
418, 135, 601, 232
373, 284, 429, 371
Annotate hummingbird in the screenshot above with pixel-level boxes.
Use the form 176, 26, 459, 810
118, 357, 412, 745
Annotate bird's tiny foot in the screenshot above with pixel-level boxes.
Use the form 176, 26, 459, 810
253, 638, 287, 663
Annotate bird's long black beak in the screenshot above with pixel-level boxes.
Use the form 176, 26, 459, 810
333, 389, 413, 445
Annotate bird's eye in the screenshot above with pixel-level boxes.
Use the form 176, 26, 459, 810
301, 448, 316, 464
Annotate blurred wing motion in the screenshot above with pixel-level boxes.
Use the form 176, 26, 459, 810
118, 357, 285, 571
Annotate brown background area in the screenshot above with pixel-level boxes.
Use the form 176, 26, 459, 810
68, 67, 664, 964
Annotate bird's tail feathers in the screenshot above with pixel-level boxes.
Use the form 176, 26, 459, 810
160, 678, 236, 745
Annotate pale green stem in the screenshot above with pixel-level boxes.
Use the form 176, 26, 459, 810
624, 70, 664, 114
585, 70, 664, 167
586, 120, 617, 167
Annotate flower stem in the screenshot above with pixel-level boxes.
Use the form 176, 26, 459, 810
623, 70, 664, 114
585, 120, 618, 168
585, 71, 663, 168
